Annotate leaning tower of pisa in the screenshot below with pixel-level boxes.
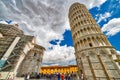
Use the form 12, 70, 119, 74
68, 2, 120, 80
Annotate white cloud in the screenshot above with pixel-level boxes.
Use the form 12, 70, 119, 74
0, 21, 8, 24
116, 50, 120, 55
67, 0, 106, 9
97, 12, 111, 23
43, 45, 75, 66
0, 0, 106, 66
102, 18, 120, 36
0, 0, 106, 47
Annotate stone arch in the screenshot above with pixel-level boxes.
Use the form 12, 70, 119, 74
87, 19, 90, 24
75, 23, 77, 27
90, 27, 94, 33
80, 40, 82, 45
87, 27, 90, 34
80, 40, 83, 49
76, 16, 78, 20
87, 37, 93, 47
86, 19, 89, 24
84, 19, 86, 24
74, 17, 76, 21
92, 36, 97, 46
81, 21, 83, 25
77, 11, 79, 13
78, 22, 80, 25
80, 29, 83, 36
81, 14, 83, 17
83, 38, 87, 48
84, 28, 87, 34
75, 32, 78, 38
84, 28, 87, 32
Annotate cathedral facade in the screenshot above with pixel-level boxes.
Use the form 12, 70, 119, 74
0, 23, 45, 79
68, 2, 120, 80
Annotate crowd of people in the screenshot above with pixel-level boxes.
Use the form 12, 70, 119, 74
23, 72, 79, 80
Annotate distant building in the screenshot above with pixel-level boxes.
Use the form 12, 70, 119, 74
40, 65, 78, 74
0, 23, 45, 79
68, 2, 120, 80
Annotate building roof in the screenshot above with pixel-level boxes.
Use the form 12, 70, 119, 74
0, 23, 23, 36
41, 65, 77, 69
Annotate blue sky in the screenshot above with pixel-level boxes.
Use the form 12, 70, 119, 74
0, 0, 120, 66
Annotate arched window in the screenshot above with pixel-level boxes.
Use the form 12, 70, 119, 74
81, 14, 83, 17
81, 21, 83, 25
89, 43, 92, 47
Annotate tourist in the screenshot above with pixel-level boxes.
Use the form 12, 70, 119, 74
81, 73, 84, 80
73, 73, 77, 80
68, 73, 71, 80
30, 72, 34, 79
24, 74, 27, 80
26, 73, 30, 80
61, 73, 64, 80
57, 73, 61, 80
65, 73, 68, 80
36, 73, 40, 79
54, 73, 58, 80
